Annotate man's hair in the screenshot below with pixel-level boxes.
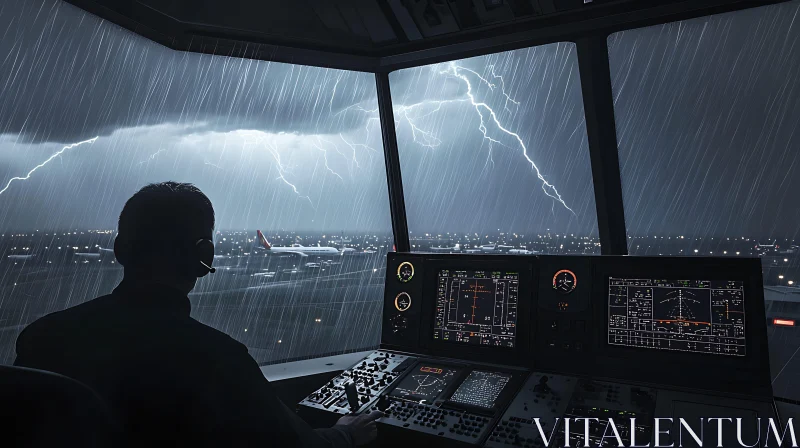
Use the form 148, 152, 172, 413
118, 182, 215, 244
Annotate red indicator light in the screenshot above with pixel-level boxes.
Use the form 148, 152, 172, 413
774, 318, 795, 327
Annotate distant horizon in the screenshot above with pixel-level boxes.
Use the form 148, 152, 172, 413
0, 228, 797, 243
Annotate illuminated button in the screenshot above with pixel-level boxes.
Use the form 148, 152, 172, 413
550, 321, 558, 331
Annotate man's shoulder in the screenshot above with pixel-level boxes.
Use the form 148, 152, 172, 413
180, 318, 248, 352
21, 294, 115, 335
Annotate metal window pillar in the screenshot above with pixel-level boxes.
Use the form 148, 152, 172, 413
376, 71, 411, 253
576, 36, 628, 256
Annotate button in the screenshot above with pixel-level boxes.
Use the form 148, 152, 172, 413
562, 342, 571, 350
547, 339, 556, 348
575, 320, 586, 332
575, 342, 584, 351
550, 320, 558, 331
561, 320, 571, 331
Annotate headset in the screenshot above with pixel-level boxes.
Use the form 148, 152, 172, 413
117, 236, 216, 278
194, 238, 216, 277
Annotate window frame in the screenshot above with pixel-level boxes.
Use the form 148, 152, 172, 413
375, 0, 790, 255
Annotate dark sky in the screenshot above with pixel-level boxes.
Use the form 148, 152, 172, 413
609, 2, 800, 241
0, 0, 798, 240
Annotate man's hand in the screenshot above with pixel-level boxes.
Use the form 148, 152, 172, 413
335, 411, 384, 446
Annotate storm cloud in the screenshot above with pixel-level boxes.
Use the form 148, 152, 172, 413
0, 0, 377, 144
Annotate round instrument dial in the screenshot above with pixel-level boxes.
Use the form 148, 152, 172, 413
395, 292, 412, 312
553, 269, 577, 294
397, 262, 415, 283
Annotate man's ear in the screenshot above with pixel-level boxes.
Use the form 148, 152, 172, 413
113, 235, 129, 267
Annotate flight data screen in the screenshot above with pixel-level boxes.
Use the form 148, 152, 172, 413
433, 269, 519, 347
608, 278, 746, 356
390, 364, 462, 404
449, 370, 512, 409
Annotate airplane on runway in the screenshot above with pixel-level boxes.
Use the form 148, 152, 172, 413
430, 244, 461, 252
254, 230, 355, 257
74, 253, 101, 258
508, 249, 536, 255
6, 254, 35, 260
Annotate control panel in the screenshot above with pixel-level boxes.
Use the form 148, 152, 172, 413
373, 360, 526, 446
299, 253, 774, 447
535, 256, 594, 375
298, 351, 415, 416
380, 398, 496, 445
485, 373, 575, 448
383, 257, 425, 350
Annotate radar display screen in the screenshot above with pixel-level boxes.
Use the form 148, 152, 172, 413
608, 278, 745, 356
449, 370, 512, 409
433, 269, 519, 347
390, 364, 461, 403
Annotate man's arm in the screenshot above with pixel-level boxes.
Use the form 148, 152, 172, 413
221, 341, 372, 448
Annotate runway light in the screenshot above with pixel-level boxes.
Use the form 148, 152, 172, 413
694, 249, 699, 253
278, 340, 282, 343
244, 328, 248, 332
774, 318, 795, 327
790, 281, 795, 286
779, 275, 785, 279
315, 318, 322, 323
785, 258, 789, 262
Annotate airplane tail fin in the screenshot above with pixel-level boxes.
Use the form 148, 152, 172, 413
257, 230, 271, 249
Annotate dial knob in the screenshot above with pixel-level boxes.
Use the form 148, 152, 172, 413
397, 262, 415, 282
394, 292, 412, 312
553, 269, 577, 294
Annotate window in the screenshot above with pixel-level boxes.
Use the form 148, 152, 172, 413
0, 0, 391, 365
389, 43, 599, 255
608, 1, 800, 399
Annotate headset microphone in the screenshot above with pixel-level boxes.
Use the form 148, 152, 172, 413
194, 239, 216, 277
199, 260, 216, 274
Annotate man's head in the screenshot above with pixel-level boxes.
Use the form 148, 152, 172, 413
114, 182, 215, 294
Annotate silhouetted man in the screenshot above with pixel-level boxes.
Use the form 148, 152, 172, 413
14, 181, 381, 447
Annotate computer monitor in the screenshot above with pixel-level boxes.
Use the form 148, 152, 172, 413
607, 278, 746, 356
448, 370, 513, 410
390, 363, 463, 404
432, 268, 519, 347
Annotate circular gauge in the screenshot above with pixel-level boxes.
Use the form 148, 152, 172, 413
553, 269, 577, 294
390, 315, 408, 334
395, 292, 412, 312
397, 262, 415, 283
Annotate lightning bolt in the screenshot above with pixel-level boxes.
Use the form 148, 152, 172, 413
138, 147, 168, 165
311, 137, 344, 181
0, 136, 99, 196
443, 62, 575, 214
265, 141, 315, 209
340, 62, 573, 214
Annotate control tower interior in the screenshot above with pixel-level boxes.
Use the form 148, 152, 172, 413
1, 0, 799, 446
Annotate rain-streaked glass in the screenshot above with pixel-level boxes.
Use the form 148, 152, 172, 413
608, 1, 800, 400
0, 0, 391, 365
389, 44, 599, 255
